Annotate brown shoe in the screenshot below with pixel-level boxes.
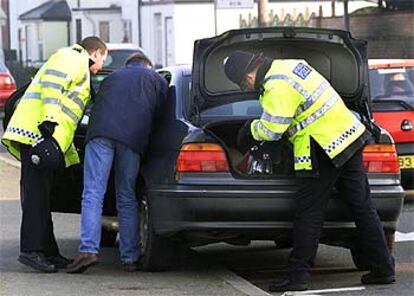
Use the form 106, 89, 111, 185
66, 253, 99, 274
121, 261, 139, 272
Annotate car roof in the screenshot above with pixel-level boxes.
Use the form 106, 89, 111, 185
369, 59, 414, 69
159, 64, 192, 76
106, 43, 143, 51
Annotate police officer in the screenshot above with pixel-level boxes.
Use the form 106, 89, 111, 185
223, 51, 395, 292
2, 37, 107, 273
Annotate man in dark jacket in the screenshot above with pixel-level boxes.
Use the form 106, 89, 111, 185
67, 52, 168, 273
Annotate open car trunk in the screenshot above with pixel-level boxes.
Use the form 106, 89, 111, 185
204, 120, 295, 177
191, 27, 370, 114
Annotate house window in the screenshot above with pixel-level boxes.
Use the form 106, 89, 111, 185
38, 44, 44, 61
76, 19, 82, 43
122, 19, 132, 43
99, 21, 110, 42
37, 23, 43, 61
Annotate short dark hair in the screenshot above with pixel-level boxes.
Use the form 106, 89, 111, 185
125, 52, 153, 67
79, 36, 107, 54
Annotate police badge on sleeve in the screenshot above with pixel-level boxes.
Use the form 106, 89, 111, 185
293, 62, 312, 80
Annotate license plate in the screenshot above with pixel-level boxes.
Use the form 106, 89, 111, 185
399, 155, 414, 169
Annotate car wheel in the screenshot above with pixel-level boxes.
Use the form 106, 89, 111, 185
139, 190, 177, 271
273, 240, 293, 249
100, 227, 117, 247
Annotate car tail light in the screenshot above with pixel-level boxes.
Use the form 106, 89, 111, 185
0, 72, 16, 91
176, 143, 229, 172
362, 144, 400, 173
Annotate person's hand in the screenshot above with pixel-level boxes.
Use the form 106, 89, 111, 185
30, 137, 63, 171
38, 121, 58, 138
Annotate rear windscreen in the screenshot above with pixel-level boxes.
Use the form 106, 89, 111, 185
372, 101, 412, 112
201, 99, 262, 118
369, 66, 414, 99
104, 49, 141, 69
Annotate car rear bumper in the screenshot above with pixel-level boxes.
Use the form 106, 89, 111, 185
149, 184, 405, 237
396, 143, 414, 189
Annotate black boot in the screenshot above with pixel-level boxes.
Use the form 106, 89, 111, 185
18, 252, 57, 273
361, 272, 395, 285
46, 254, 74, 269
268, 279, 308, 292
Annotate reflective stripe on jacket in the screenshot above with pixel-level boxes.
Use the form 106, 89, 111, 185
251, 60, 366, 171
1, 44, 91, 167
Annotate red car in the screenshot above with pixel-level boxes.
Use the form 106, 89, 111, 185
369, 59, 414, 190
0, 62, 16, 118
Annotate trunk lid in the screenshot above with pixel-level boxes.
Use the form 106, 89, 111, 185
191, 27, 369, 113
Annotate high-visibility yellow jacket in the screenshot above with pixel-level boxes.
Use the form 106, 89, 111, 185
251, 60, 366, 171
1, 44, 91, 167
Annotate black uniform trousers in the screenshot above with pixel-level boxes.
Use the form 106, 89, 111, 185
19, 144, 59, 256
287, 145, 395, 283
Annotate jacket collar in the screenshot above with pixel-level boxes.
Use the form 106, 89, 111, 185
254, 57, 273, 94
126, 61, 148, 68
72, 44, 87, 54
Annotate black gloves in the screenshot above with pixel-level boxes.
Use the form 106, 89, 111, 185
237, 119, 255, 150
31, 121, 61, 170
38, 121, 58, 138
30, 137, 64, 171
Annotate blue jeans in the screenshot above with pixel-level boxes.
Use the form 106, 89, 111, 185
79, 137, 140, 262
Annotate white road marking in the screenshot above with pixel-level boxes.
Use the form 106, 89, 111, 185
281, 286, 365, 296
214, 268, 273, 296
395, 231, 414, 242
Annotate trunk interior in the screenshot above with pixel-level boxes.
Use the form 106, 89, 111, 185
204, 120, 295, 177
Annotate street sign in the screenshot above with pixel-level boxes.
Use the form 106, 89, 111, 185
216, 0, 254, 9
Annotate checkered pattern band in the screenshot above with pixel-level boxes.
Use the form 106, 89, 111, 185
324, 121, 362, 154
294, 156, 312, 164
6, 126, 42, 140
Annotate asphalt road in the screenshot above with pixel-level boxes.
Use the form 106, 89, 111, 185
1, 196, 413, 296
197, 202, 414, 295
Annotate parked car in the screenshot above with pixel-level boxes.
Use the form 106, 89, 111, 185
3, 28, 404, 272
103, 43, 147, 70
87, 43, 148, 92
369, 59, 414, 191
0, 62, 16, 118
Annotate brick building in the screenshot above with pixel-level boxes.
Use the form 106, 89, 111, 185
311, 6, 414, 58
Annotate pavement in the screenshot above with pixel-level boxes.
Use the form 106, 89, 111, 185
0, 157, 19, 199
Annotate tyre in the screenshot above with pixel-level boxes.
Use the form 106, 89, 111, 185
139, 191, 178, 271
273, 240, 293, 249
100, 227, 117, 247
